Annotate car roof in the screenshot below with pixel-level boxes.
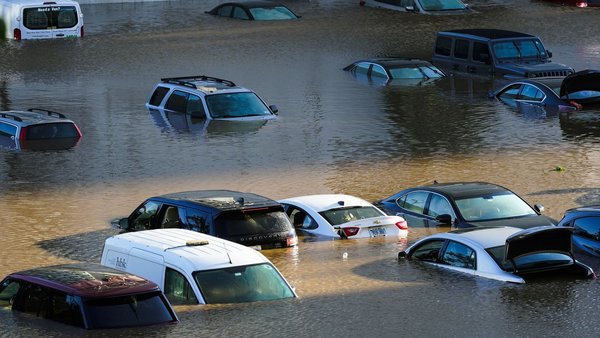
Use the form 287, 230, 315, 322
441, 226, 522, 248
0, 110, 74, 126
159, 76, 250, 96
440, 29, 534, 40
279, 194, 375, 212
155, 189, 280, 210
7, 263, 160, 298
407, 182, 511, 199
565, 205, 600, 213
106, 229, 271, 272
353, 58, 433, 68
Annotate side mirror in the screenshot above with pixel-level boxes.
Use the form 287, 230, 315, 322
546, 50, 552, 58
405, 5, 415, 11
269, 105, 279, 114
534, 204, 545, 213
115, 218, 129, 230
435, 214, 453, 225
398, 251, 407, 259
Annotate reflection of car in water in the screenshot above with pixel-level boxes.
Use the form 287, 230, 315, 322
0, 108, 82, 151
344, 58, 445, 86
148, 108, 270, 136
559, 109, 600, 139
360, 0, 470, 14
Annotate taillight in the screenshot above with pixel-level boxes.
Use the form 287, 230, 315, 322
576, 1, 588, 7
340, 227, 360, 238
14, 29, 21, 41
73, 123, 83, 137
286, 235, 298, 247
80, 26, 84, 37
19, 127, 26, 140
395, 220, 408, 230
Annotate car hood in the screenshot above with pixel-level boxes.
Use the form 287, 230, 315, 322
505, 226, 573, 260
560, 69, 600, 97
468, 214, 556, 228
497, 61, 572, 76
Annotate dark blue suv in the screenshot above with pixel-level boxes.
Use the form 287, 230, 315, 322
557, 206, 600, 257
114, 190, 297, 250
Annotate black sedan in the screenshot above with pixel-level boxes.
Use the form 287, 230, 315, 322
205, 1, 298, 20
491, 69, 600, 112
343, 58, 445, 85
375, 182, 556, 228
557, 206, 600, 257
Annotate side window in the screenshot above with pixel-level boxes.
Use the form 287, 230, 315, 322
435, 36, 452, 56
164, 268, 198, 305
11, 283, 47, 316
370, 64, 388, 78
403, 191, 429, 214
286, 206, 318, 230
395, 195, 407, 209
232, 6, 249, 19
472, 42, 490, 63
0, 122, 17, 137
184, 208, 211, 233
130, 200, 161, 230
160, 205, 184, 229
149, 86, 170, 106
0, 279, 21, 308
453, 39, 469, 59
187, 94, 206, 118
353, 62, 370, 75
411, 240, 445, 261
573, 217, 600, 240
498, 84, 522, 100
217, 5, 233, 17
519, 85, 544, 102
44, 291, 84, 327
441, 241, 475, 269
165, 90, 189, 113
427, 194, 453, 219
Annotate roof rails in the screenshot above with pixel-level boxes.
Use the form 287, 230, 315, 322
0, 113, 23, 122
28, 108, 66, 119
160, 75, 237, 89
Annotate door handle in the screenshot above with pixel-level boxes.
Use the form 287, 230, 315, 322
56, 34, 64, 37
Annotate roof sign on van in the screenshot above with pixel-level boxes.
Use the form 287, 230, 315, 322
197, 86, 218, 93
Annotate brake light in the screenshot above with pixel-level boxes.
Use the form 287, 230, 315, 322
341, 227, 360, 238
569, 101, 583, 110
395, 220, 408, 230
14, 29, 21, 41
19, 127, 26, 140
73, 123, 83, 137
286, 235, 298, 247
80, 26, 84, 37
576, 1, 588, 7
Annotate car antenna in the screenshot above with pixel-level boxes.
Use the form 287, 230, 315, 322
222, 240, 233, 264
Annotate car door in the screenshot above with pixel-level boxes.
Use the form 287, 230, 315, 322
128, 200, 162, 231
452, 39, 471, 73
394, 191, 430, 227
424, 193, 456, 227
497, 84, 523, 107
516, 84, 546, 106
282, 204, 320, 235
437, 240, 476, 277
470, 42, 493, 75
163, 267, 199, 305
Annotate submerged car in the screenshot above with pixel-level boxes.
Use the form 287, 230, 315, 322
114, 190, 297, 250
360, 0, 470, 14
557, 206, 600, 257
278, 194, 408, 239
375, 182, 555, 228
492, 70, 600, 112
206, 1, 299, 20
538, 0, 599, 7
0, 263, 178, 329
399, 226, 595, 283
344, 58, 445, 85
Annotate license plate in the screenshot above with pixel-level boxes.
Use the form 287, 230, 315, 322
249, 245, 262, 251
369, 227, 386, 237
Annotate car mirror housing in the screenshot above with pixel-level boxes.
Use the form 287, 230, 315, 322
116, 218, 129, 230
546, 50, 553, 58
435, 214, 453, 224
269, 105, 279, 114
405, 5, 415, 11
534, 204, 545, 213
398, 251, 407, 259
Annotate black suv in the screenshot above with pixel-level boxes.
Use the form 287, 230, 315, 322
115, 190, 297, 250
431, 29, 574, 78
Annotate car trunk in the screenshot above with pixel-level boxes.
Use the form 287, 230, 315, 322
560, 69, 600, 104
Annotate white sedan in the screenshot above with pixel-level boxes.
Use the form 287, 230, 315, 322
399, 226, 594, 283
278, 194, 408, 239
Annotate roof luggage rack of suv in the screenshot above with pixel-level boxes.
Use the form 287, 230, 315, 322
27, 108, 66, 118
0, 113, 23, 122
160, 75, 237, 89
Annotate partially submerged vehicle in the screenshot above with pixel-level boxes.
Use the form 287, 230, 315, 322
492, 70, 600, 112
399, 226, 595, 283
359, 0, 470, 14
205, 1, 299, 20
344, 58, 445, 85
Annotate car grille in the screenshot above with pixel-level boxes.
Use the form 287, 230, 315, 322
529, 70, 574, 78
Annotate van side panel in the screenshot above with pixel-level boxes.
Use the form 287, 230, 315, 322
101, 247, 166, 289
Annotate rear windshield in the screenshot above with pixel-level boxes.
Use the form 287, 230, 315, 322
24, 123, 79, 140
388, 66, 444, 79
214, 209, 293, 237
193, 263, 294, 304
84, 291, 175, 329
486, 246, 573, 271
319, 206, 383, 226
249, 7, 297, 20
23, 6, 79, 30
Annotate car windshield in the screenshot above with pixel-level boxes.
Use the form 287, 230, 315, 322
486, 246, 573, 272
388, 66, 444, 79
319, 206, 383, 226
455, 192, 536, 221
205, 92, 272, 118
193, 263, 295, 304
249, 6, 296, 20
492, 39, 547, 60
418, 0, 466, 11
84, 291, 176, 329
214, 209, 293, 237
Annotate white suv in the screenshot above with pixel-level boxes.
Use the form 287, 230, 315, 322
146, 75, 279, 120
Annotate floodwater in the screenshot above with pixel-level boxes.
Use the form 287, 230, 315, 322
1, 0, 600, 336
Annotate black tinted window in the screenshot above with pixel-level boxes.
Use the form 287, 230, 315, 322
23, 6, 78, 30
473, 42, 490, 62
184, 208, 210, 233
573, 217, 600, 239
217, 5, 233, 16
435, 36, 452, 56
453, 39, 469, 59
149, 86, 170, 106
24, 123, 79, 140
165, 90, 189, 113
214, 209, 293, 237
411, 240, 445, 261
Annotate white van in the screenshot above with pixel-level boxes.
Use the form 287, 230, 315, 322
1, 0, 83, 40
101, 229, 297, 305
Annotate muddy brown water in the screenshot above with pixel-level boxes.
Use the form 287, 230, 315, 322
1, 0, 600, 336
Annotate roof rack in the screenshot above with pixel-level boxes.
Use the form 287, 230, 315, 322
28, 108, 66, 119
0, 113, 23, 122
160, 75, 236, 89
